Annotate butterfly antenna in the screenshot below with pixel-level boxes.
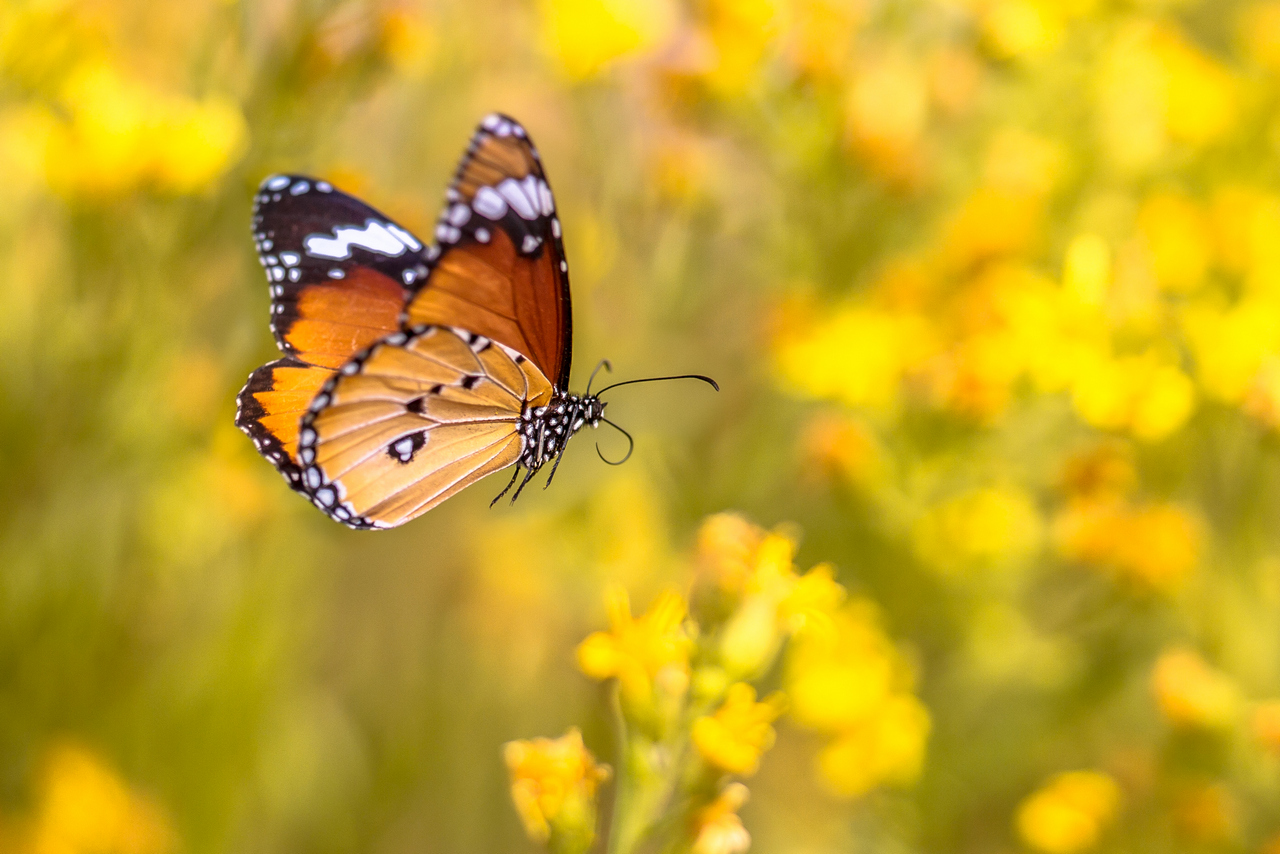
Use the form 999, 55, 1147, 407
594, 374, 720, 396
491, 466, 521, 507
585, 359, 613, 395
596, 418, 634, 465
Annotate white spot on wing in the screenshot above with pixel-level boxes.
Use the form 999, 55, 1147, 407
497, 177, 537, 220
448, 204, 471, 226
473, 186, 507, 219
475, 227, 490, 243
290, 181, 309, 195
386, 223, 422, 251
266, 175, 289, 190
537, 180, 554, 215
304, 220, 407, 260
280, 252, 300, 266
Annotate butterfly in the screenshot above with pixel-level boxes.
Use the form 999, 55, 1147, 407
236, 113, 717, 529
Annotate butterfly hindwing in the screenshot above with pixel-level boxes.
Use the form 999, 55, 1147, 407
235, 358, 335, 489
251, 174, 423, 369
295, 325, 555, 529
403, 114, 574, 390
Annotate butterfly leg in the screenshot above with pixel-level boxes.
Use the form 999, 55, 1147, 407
510, 466, 540, 504
490, 465, 522, 508
542, 451, 566, 490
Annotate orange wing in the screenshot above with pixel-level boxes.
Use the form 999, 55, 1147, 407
295, 325, 554, 529
403, 114, 573, 389
237, 174, 426, 487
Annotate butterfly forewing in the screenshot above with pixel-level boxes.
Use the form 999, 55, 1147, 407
295, 325, 554, 529
251, 174, 425, 368
239, 175, 434, 486
403, 114, 573, 389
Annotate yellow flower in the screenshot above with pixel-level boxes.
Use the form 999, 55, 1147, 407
1136, 192, 1212, 293
540, 0, 676, 79
27, 742, 175, 854
775, 303, 937, 411
700, 0, 783, 95
782, 0, 865, 79
692, 683, 786, 776
1054, 499, 1201, 590
504, 728, 611, 852
912, 486, 1043, 573
798, 413, 886, 490
577, 586, 693, 708
1062, 234, 1112, 307
1069, 350, 1196, 441
1096, 22, 1237, 172
1252, 699, 1280, 752
1172, 781, 1238, 844
980, 0, 1067, 60
1152, 648, 1240, 729
691, 783, 752, 854
786, 602, 899, 733
1015, 771, 1121, 854
816, 694, 931, 797
845, 48, 930, 181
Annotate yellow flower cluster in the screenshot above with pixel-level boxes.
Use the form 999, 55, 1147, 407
504, 728, 611, 854
1051, 443, 1203, 591
691, 682, 786, 776
786, 604, 930, 797
4, 742, 174, 854
0, 6, 246, 199
577, 585, 693, 722
1152, 648, 1241, 730
1015, 770, 1121, 854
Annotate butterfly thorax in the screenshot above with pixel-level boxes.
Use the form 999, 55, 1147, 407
519, 391, 605, 471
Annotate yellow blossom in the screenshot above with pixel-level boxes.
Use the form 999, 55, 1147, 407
1058, 442, 1137, 500
1015, 771, 1121, 854
691, 783, 752, 854
27, 742, 175, 854
577, 587, 693, 709
700, 0, 783, 94
798, 413, 886, 489
1183, 297, 1280, 404
912, 486, 1043, 573
39, 61, 247, 198
845, 49, 930, 181
1171, 781, 1238, 844
504, 728, 611, 851
786, 603, 899, 733
980, 0, 1067, 60
696, 513, 770, 595
692, 683, 786, 776
1239, 2, 1280, 72
782, 0, 865, 78
1069, 351, 1196, 441
1096, 22, 1237, 171
1136, 192, 1212, 293
1054, 499, 1201, 590
540, 0, 676, 79
1252, 699, 1280, 751
774, 303, 937, 411
941, 188, 1042, 270
816, 694, 931, 797
1152, 648, 1240, 729
1062, 234, 1112, 307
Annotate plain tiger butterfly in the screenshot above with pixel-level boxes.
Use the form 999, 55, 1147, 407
236, 114, 717, 529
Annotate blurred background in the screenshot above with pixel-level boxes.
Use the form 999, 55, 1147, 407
4, 0, 1280, 851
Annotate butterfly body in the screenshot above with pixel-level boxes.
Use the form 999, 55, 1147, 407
237, 114, 708, 530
